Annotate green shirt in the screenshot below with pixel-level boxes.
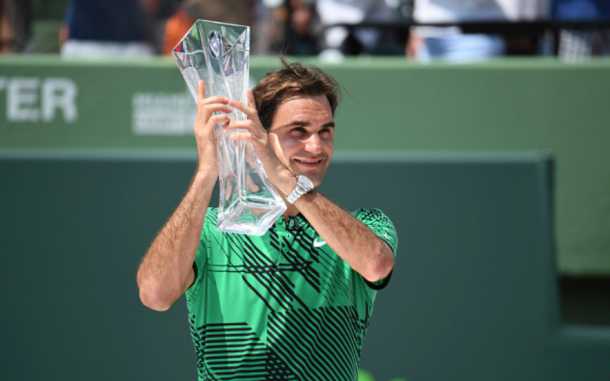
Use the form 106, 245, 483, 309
186, 207, 398, 381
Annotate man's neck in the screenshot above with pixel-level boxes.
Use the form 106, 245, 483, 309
282, 203, 300, 221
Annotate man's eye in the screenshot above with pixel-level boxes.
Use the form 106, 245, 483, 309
290, 128, 307, 135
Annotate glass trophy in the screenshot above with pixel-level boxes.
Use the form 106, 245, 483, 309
173, 20, 287, 235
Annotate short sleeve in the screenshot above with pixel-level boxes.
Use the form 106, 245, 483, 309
186, 208, 214, 298
352, 208, 398, 289
193, 229, 208, 282
352, 208, 398, 256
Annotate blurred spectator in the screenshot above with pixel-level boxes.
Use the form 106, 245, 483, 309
253, 0, 288, 55
316, 0, 402, 56
408, 0, 549, 62
284, 0, 320, 55
252, 0, 319, 56
0, 0, 33, 53
60, 0, 154, 58
162, 0, 252, 55
553, 0, 610, 58
140, 0, 181, 54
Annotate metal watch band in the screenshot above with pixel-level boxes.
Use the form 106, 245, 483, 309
286, 175, 313, 204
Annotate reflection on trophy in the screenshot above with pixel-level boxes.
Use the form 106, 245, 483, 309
173, 20, 286, 235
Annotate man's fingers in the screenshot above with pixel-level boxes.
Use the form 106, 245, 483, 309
229, 98, 256, 119
229, 131, 253, 144
197, 80, 205, 103
195, 80, 229, 107
196, 114, 229, 134
246, 89, 257, 110
208, 114, 230, 127
200, 95, 230, 106
201, 103, 233, 116
223, 120, 263, 138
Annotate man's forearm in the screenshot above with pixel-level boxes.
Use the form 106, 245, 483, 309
294, 190, 394, 282
137, 170, 216, 311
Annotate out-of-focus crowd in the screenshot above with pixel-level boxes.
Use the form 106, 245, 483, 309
1, 0, 609, 61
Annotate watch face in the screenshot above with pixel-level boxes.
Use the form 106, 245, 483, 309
298, 175, 314, 191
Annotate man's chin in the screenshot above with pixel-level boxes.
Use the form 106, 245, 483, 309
305, 173, 324, 187
291, 168, 324, 187
310, 178, 323, 187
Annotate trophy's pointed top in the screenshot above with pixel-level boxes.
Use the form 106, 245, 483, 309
173, 19, 249, 56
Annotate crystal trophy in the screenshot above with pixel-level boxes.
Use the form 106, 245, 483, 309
173, 20, 286, 235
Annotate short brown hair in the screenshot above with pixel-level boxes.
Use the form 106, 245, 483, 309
252, 57, 343, 130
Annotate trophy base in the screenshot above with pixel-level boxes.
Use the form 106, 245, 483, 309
217, 199, 287, 236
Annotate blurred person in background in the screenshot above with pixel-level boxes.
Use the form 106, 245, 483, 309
407, 0, 549, 62
140, 0, 182, 54
0, 0, 33, 53
60, 0, 155, 58
283, 0, 320, 55
255, 0, 321, 56
162, 0, 320, 57
162, 0, 252, 55
253, 0, 289, 55
553, 0, 610, 58
316, 0, 402, 57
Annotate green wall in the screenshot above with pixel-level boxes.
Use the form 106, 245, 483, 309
1, 152, 608, 381
1, 56, 609, 275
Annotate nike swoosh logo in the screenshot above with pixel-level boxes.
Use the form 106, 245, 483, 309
313, 238, 326, 248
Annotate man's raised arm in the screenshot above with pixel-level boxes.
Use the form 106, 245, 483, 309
136, 81, 232, 311
294, 192, 395, 282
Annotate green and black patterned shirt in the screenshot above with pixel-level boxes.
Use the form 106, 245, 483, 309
186, 207, 398, 381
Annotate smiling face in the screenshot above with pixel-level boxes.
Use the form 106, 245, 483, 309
267, 94, 335, 187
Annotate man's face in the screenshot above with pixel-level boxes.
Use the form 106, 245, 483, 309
267, 94, 334, 187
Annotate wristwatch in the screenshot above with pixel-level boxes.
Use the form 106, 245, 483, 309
286, 175, 314, 204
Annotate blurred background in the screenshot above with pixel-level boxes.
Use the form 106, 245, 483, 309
1, 0, 610, 380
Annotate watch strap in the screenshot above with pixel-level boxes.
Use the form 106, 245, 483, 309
286, 175, 313, 204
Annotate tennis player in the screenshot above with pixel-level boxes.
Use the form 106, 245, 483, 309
137, 58, 397, 381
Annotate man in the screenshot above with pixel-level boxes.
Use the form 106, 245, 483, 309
137, 58, 397, 381
60, 0, 154, 58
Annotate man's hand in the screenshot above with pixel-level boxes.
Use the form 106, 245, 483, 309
224, 90, 296, 196
194, 80, 233, 176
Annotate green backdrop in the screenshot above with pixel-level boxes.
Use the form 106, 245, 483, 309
1, 56, 609, 276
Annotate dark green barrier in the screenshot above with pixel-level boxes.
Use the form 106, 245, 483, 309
1, 152, 608, 381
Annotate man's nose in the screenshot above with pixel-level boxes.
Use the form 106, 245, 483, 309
304, 133, 323, 155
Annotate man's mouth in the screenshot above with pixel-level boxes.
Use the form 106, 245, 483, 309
294, 158, 323, 167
